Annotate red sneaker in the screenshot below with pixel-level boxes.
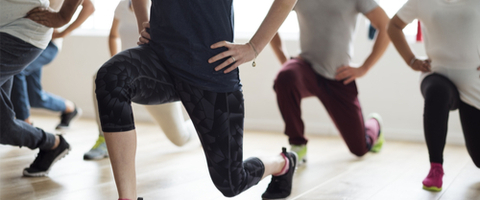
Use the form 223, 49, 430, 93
422, 163, 444, 192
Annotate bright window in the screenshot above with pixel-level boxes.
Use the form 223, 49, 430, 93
378, 0, 418, 36
71, 0, 120, 35
73, 0, 417, 39
234, 0, 299, 39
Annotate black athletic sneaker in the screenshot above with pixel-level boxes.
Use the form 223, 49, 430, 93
23, 135, 71, 177
262, 147, 298, 200
56, 106, 82, 130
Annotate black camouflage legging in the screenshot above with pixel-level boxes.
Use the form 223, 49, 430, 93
95, 45, 264, 197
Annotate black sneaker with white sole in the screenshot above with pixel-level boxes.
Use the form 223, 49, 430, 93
56, 106, 82, 130
262, 147, 298, 200
23, 135, 71, 177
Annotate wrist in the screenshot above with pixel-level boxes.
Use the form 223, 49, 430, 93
409, 57, 418, 67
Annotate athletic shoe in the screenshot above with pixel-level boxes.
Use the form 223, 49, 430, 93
262, 147, 298, 200
290, 144, 307, 165
422, 163, 444, 192
83, 136, 109, 160
56, 106, 82, 130
368, 113, 384, 153
23, 135, 71, 177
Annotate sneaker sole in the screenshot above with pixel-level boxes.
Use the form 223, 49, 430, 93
83, 153, 109, 160
23, 146, 72, 177
55, 108, 83, 130
423, 185, 442, 192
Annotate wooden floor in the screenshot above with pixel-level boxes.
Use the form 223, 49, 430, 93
1, 116, 479, 200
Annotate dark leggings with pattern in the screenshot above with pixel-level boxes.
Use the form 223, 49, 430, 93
421, 73, 480, 167
95, 45, 264, 197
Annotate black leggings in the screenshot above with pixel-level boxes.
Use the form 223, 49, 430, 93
95, 45, 264, 197
421, 73, 480, 167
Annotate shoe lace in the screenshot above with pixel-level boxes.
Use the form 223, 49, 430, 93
92, 137, 105, 149
31, 150, 46, 167
428, 167, 443, 178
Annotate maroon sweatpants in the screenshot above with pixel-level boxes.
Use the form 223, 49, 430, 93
274, 58, 379, 156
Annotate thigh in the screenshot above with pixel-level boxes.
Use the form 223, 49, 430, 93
274, 58, 319, 98
96, 45, 179, 105
0, 33, 43, 87
175, 79, 246, 184
22, 42, 58, 75
421, 73, 460, 110
95, 45, 179, 132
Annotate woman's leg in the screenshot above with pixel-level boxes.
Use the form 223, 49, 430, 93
174, 79, 293, 198
421, 74, 459, 164
144, 102, 196, 146
420, 73, 460, 191
458, 101, 480, 167
95, 45, 179, 199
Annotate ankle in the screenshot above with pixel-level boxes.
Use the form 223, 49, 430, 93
51, 135, 60, 150
273, 152, 289, 176
64, 100, 75, 113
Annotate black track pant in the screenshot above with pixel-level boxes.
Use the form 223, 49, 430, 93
421, 73, 480, 166
95, 45, 264, 197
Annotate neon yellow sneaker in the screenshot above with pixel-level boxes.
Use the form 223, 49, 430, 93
83, 136, 108, 160
290, 144, 307, 165
369, 113, 384, 153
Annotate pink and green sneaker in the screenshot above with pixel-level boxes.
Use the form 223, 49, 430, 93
422, 162, 444, 192
368, 113, 384, 153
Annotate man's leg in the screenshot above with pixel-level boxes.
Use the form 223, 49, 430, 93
314, 75, 378, 157
274, 59, 317, 145
11, 41, 60, 123
11, 71, 31, 121
145, 102, 196, 146
84, 74, 108, 160
0, 33, 70, 177
0, 33, 53, 150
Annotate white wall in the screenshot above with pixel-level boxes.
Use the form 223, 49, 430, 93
40, 18, 465, 145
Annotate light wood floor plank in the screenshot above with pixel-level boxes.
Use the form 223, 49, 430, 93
1, 115, 479, 200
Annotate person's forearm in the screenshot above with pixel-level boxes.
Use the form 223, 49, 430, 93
361, 27, 390, 70
388, 16, 415, 65
131, 0, 150, 34
249, 0, 296, 56
59, 0, 95, 37
57, 0, 83, 25
270, 33, 289, 64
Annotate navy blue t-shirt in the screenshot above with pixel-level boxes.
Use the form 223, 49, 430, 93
149, 0, 240, 93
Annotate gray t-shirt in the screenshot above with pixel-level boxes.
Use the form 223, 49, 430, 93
295, 0, 378, 79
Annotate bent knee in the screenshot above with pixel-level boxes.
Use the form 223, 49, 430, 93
350, 148, 368, 157
216, 184, 239, 198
